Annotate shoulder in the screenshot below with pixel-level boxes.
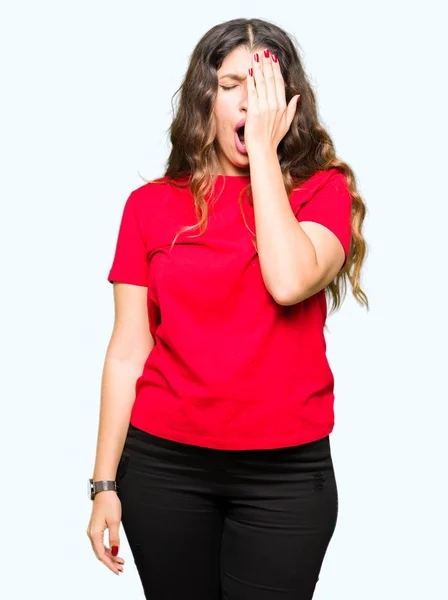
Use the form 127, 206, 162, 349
293, 167, 347, 195
131, 176, 171, 202
290, 168, 349, 213
129, 175, 187, 214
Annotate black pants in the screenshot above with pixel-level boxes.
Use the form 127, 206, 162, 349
117, 422, 339, 599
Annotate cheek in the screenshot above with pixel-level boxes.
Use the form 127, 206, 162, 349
214, 94, 237, 141
216, 94, 235, 119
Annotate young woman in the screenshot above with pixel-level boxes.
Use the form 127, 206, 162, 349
86, 17, 368, 600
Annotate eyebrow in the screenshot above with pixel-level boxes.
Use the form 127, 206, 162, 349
218, 72, 247, 81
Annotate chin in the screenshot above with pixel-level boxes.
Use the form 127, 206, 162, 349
233, 151, 249, 163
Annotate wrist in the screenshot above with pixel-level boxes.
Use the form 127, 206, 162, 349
247, 145, 277, 161
88, 477, 118, 501
93, 489, 117, 500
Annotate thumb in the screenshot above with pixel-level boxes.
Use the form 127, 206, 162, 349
287, 94, 301, 127
109, 524, 120, 557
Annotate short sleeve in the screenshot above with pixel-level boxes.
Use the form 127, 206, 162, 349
294, 171, 352, 265
107, 191, 149, 286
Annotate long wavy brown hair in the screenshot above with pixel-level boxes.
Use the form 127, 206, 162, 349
139, 17, 369, 315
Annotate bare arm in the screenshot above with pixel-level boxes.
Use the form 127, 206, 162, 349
250, 148, 346, 306
92, 282, 154, 481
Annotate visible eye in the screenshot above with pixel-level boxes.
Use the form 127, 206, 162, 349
220, 85, 237, 91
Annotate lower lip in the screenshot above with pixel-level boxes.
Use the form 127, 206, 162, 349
234, 130, 248, 155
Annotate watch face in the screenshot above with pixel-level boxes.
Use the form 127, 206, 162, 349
87, 478, 94, 499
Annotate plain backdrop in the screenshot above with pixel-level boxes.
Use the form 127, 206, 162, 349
1, 1, 447, 598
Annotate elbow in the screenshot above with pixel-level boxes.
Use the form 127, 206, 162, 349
272, 275, 324, 306
272, 284, 305, 306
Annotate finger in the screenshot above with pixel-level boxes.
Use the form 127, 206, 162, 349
247, 64, 257, 111
270, 52, 287, 110
90, 530, 122, 575
262, 48, 278, 110
104, 549, 125, 574
108, 522, 121, 560
105, 547, 125, 565
252, 51, 267, 111
106, 551, 124, 571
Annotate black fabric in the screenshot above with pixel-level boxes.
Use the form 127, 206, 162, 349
117, 422, 338, 599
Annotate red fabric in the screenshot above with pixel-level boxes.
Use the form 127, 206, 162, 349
107, 167, 352, 450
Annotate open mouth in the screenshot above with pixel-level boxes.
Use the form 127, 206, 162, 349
236, 124, 246, 146
234, 118, 247, 154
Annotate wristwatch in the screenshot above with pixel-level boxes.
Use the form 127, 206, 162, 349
88, 478, 118, 500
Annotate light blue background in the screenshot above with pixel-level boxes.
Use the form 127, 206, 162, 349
1, 0, 446, 598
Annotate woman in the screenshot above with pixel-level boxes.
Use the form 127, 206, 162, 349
86, 17, 368, 600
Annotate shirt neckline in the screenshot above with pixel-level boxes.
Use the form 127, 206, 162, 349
214, 174, 251, 186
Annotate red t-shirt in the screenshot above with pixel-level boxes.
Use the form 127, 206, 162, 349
107, 167, 352, 450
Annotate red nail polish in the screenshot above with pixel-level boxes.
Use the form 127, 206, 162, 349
272, 54, 278, 63
112, 546, 118, 557
248, 68, 253, 77
254, 53, 259, 62
264, 48, 270, 58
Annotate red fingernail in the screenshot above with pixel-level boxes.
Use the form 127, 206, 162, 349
248, 68, 253, 77
264, 48, 270, 58
254, 53, 259, 62
272, 54, 278, 63
112, 546, 118, 557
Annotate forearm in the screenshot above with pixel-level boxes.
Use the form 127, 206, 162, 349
92, 354, 145, 480
249, 148, 317, 303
